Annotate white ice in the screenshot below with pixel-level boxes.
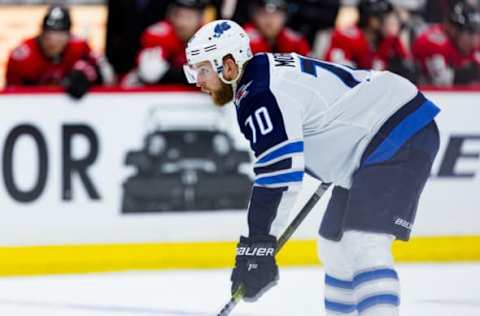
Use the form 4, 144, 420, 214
0, 263, 478, 316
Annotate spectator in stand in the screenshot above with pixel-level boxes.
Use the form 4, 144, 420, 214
6, 4, 114, 99
244, 0, 311, 56
214, 0, 251, 26
324, 0, 418, 82
122, 0, 206, 86
288, 0, 340, 56
412, 1, 480, 86
105, 0, 171, 78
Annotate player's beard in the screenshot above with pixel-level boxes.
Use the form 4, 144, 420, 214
211, 81, 233, 107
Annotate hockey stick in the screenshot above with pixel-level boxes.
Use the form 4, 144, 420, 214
217, 182, 331, 316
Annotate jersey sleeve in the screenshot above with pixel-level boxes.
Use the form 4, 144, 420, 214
69, 40, 105, 84
238, 87, 305, 237
5, 43, 31, 86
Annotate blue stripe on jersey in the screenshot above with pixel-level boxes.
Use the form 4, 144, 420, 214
248, 186, 287, 236
325, 274, 354, 290
353, 268, 398, 288
324, 300, 357, 313
255, 171, 304, 185
254, 158, 292, 175
363, 96, 440, 166
357, 294, 400, 313
257, 141, 304, 164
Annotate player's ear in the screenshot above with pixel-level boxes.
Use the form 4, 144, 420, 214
222, 54, 239, 81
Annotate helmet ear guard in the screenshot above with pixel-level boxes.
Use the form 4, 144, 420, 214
184, 20, 253, 84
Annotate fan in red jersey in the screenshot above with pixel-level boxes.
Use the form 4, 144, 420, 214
324, 0, 418, 81
412, 1, 480, 86
243, 0, 311, 56
122, 0, 206, 86
6, 4, 114, 99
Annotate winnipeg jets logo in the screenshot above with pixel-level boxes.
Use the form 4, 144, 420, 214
234, 81, 252, 107
213, 22, 231, 38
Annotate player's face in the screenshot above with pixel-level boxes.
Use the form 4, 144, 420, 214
41, 30, 70, 57
253, 7, 287, 40
194, 62, 233, 107
170, 7, 203, 42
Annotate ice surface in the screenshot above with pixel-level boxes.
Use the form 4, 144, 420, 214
0, 263, 478, 316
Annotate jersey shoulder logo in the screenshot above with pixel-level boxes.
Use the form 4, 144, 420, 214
427, 30, 447, 45
213, 21, 231, 38
234, 80, 252, 107
11, 44, 30, 61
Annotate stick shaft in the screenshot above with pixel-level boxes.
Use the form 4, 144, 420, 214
217, 182, 331, 316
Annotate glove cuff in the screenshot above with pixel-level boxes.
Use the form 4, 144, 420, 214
239, 234, 276, 243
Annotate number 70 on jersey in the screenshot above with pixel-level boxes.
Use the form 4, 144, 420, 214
245, 106, 273, 143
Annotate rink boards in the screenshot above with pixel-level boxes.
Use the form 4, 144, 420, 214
0, 87, 478, 275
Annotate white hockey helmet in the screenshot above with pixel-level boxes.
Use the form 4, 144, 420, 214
184, 20, 253, 84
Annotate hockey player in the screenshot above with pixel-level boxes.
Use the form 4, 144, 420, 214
244, 0, 310, 56
122, 0, 205, 86
184, 20, 440, 315
324, 0, 416, 81
6, 5, 113, 99
412, 1, 480, 86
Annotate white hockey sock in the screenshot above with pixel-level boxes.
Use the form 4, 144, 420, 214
353, 267, 400, 316
318, 237, 358, 316
324, 273, 358, 316
342, 231, 400, 316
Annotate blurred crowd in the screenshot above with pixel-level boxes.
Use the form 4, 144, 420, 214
3, 0, 480, 99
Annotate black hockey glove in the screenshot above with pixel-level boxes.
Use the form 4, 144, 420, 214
63, 69, 91, 100
230, 235, 279, 302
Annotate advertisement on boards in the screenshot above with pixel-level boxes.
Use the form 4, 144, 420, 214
0, 90, 478, 246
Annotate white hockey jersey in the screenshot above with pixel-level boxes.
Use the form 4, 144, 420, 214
234, 53, 439, 237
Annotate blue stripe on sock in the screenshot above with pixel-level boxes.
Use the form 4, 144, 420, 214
325, 274, 354, 290
325, 299, 357, 313
357, 294, 400, 313
363, 100, 440, 166
353, 268, 398, 288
